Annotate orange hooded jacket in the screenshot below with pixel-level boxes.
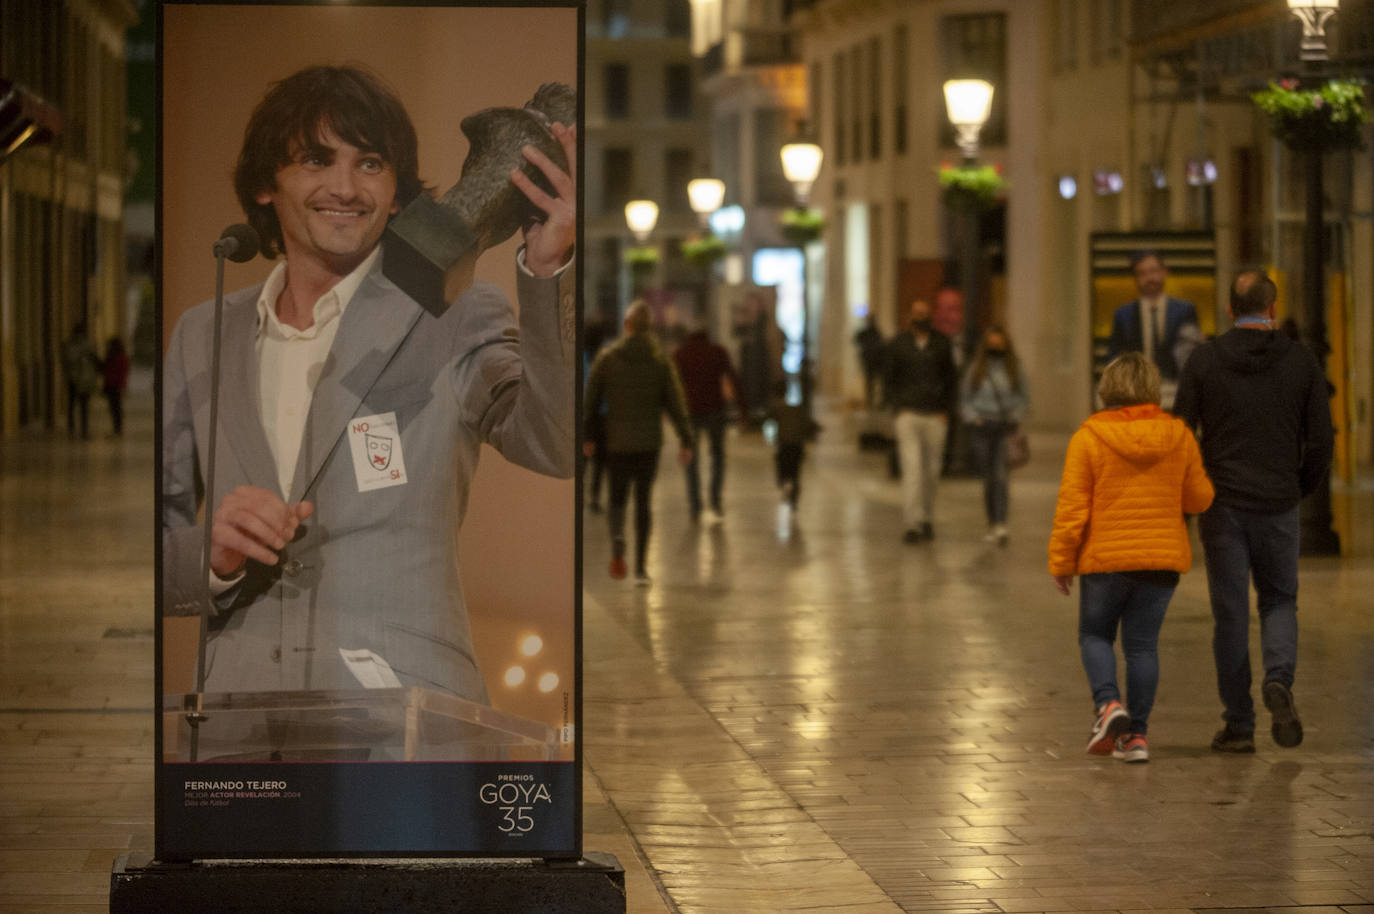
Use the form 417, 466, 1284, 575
1049, 404, 1214, 576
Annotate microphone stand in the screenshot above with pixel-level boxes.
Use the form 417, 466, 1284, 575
187, 249, 231, 762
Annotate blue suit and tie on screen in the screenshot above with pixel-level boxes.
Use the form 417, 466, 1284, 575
1107, 296, 1200, 381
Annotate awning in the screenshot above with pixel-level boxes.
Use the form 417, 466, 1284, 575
0, 77, 63, 163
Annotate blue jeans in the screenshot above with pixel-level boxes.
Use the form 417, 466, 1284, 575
1078, 572, 1176, 734
1199, 503, 1300, 732
968, 423, 1010, 525
685, 411, 727, 515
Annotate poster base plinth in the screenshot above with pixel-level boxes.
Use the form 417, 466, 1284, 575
110, 852, 626, 913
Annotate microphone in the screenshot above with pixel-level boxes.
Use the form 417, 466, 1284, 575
212, 223, 260, 262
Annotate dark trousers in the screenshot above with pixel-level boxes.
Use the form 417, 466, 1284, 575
775, 443, 803, 506
1199, 503, 1300, 732
67, 384, 90, 439
607, 451, 660, 574
104, 389, 124, 435
968, 423, 1010, 525
685, 411, 727, 515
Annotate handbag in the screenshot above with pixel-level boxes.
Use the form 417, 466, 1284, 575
989, 373, 1030, 470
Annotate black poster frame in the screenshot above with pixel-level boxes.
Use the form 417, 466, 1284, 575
153, 0, 585, 860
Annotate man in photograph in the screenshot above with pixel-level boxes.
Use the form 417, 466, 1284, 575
161, 65, 576, 705
1108, 251, 1201, 405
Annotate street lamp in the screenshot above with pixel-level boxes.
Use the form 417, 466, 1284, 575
624, 198, 659, 302
1285, 0, 1342, 554
624, 199, 659, 244
943, 78, 994, 162
780, 132, 824, 406
1288, 0, 1339, 62
687, 178, 725, 227
943, 78, 994, 360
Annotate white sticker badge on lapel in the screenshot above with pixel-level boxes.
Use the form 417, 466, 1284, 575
347, 411, 408, 492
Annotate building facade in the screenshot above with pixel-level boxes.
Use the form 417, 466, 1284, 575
584, 0, 714, 331
0, 0, 138, 436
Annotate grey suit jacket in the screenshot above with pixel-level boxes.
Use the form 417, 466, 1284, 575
162, 257, 575, 701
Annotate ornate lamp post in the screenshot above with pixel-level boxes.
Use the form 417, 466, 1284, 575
624, 198, 659, 301
687, 178, 725, 228
942, 78, 994, 359
780, 133, 823, 401
1287, 0, 1342, 555
686, 178, 726, 323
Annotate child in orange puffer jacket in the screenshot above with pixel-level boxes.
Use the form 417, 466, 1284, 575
1049, 353, 1214, 763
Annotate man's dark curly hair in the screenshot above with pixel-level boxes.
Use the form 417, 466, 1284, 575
233, 65, 426, 259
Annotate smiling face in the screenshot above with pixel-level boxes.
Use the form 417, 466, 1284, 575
254, 125, 399, 276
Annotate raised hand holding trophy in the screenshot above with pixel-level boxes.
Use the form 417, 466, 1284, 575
383, 83, 576, 316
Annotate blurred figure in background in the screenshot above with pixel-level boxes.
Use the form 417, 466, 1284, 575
584, 301, 694, 585
673, 323, 741, 525
883, 298, 958, 544
768, 377, 809, 513
852, 314, 885, 410
62, 322, 100, 440
1049, 353, 1214, 764
102, 337, 131, 438
961, 325, 1028, 545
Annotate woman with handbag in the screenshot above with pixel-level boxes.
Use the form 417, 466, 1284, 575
960, 325, 1028, 545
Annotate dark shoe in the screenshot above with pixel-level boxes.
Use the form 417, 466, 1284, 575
902, 529, 922, 544
920, 522, 934, 540
1210, 726, 1256, 753
1262, 680, 1303, 748
587, 500, 602, 514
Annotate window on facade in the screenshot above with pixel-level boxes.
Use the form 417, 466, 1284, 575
849, 45, 862, 165
809, 61, 823, 141
602, 147, 634, 214
1092, 0, 1123, 63
715, 112, 741, 203
665, 148, 694, 213
894, 199, 909, 262
604, 0, 630, 39
940, 13, 1008, 147
893, 25, 909, 156
665, 0, 691, 38
754, 109, 793, 207
833, 51, 847, 167
665, 63, 693, 119
1052, 0, 1079, 73
605, 63, 630, 119
868, 36, 881, 160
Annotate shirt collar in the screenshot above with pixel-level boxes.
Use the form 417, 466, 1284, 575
255, 246, 382, 340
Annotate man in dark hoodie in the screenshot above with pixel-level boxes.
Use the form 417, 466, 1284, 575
1173, 270, 1333, 754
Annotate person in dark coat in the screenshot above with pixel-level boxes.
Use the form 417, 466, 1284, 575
584, 301, 693, 585
102, 337, 131, 437
672, 326, 741, 524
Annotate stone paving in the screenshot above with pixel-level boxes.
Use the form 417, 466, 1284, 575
0, 379, 1371, 913
582, 412, 1374, 914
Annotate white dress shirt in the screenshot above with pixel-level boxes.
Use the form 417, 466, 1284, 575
1138, 293, 1166, 365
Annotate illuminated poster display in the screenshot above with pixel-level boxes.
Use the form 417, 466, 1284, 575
155, 0, 582, 858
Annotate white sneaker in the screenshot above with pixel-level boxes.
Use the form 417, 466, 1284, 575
633, 573, 651, 587
701, 508, 724, 527
994, 524, 1008, 545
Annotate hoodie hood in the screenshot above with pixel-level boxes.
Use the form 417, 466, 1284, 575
1083, 404, 1190, 463
1214, 326, 1295, 374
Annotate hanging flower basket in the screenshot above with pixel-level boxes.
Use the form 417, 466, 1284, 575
939, 163, 1007, 211
681, 234, 727, 268
624, 245, 660, 267
781, 207, 825, 246
1252, 78, 1369, 152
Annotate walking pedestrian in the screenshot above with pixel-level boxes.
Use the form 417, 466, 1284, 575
672, 324, 741, 525
1049, 353, 1214, 763
961, 325, 1028, 545
61, 322, 100, 440
101, 337, 131, 437
883, 298, 958, 543
853, 314, 885, 410
584, 301, 694, 585
1173, 270, 1334, 753
768, 378, 809, 511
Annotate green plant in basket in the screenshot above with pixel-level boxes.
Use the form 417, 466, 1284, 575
939, 163, 1007, 210
1252, 78, 1369, 152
